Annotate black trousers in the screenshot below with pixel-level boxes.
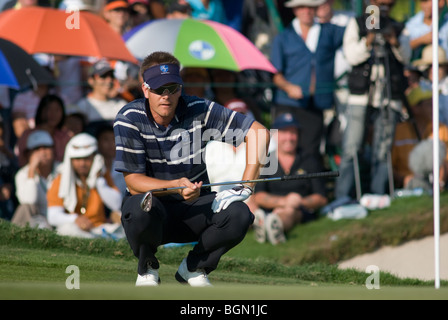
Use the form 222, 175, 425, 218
121, 192, 254, 275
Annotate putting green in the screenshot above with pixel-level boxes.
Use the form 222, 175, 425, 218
1, 281, 448, 300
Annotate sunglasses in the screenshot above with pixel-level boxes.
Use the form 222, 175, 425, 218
148, 83, 182, 95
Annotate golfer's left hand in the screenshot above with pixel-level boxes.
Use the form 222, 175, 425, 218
212, 184, 253, 213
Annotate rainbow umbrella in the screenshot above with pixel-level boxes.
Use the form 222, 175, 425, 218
123, 18, 277, 73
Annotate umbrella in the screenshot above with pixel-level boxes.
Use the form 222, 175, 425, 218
0, 38, 54, 89
0, 7, 137, 64
123, 19, 277, 73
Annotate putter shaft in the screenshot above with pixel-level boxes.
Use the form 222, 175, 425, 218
140, 171, 339, 212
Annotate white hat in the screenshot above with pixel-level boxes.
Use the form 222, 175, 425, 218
412, 45, 448, 69
284, 0, 326, 8
60, 0, 97, 11
26, 130, 54, 150
66, 133, 97, 159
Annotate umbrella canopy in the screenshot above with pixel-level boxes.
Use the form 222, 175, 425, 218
0, 7, 137, 64
0, 38, 54, 89
123, 18, 277, 73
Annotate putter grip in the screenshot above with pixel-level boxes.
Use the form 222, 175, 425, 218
282, 171, 339, 181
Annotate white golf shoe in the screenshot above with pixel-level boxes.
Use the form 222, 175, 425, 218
175, 258, 212, 287
135, 266, 160, 286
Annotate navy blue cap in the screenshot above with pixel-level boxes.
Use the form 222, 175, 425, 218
271, 113, 300, 130
143, 63, 183, 89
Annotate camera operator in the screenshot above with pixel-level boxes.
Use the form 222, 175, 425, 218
334, 0, 411, 200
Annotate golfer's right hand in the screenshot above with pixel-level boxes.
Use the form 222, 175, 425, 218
177, 178, 202, 201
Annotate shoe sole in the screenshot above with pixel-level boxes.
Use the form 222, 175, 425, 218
135, 281, 159, 287
175, 271, 212, 287
135, 276, 161, 286
265, 214, 286, 245
253, 210, 266, 243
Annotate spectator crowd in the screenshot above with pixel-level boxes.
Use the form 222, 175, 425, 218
1, 0, 447, 245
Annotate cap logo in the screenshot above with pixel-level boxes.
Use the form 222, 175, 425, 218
160, 65, 169, 73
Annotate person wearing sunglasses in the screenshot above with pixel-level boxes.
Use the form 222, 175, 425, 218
113, 51, 270, 287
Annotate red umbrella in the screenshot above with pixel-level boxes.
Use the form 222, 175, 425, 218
0, 7, 138, 64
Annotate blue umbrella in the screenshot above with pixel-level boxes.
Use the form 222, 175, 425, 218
0, 38, 53, 89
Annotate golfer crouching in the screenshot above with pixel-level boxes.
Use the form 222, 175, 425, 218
113, 51, 270, 287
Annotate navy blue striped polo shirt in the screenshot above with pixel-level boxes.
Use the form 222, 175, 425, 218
113, 95, 254, 185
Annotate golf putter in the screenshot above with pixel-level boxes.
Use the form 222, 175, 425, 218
139, 170, 339, 212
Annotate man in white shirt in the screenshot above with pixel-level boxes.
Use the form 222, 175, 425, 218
11, 130, 60, 229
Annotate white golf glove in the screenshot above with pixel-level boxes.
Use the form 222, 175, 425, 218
212, 184, 253, 213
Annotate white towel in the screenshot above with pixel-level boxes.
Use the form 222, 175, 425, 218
58, 133, 104, 213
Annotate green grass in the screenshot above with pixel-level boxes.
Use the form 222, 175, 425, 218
1, 193, 448, 300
